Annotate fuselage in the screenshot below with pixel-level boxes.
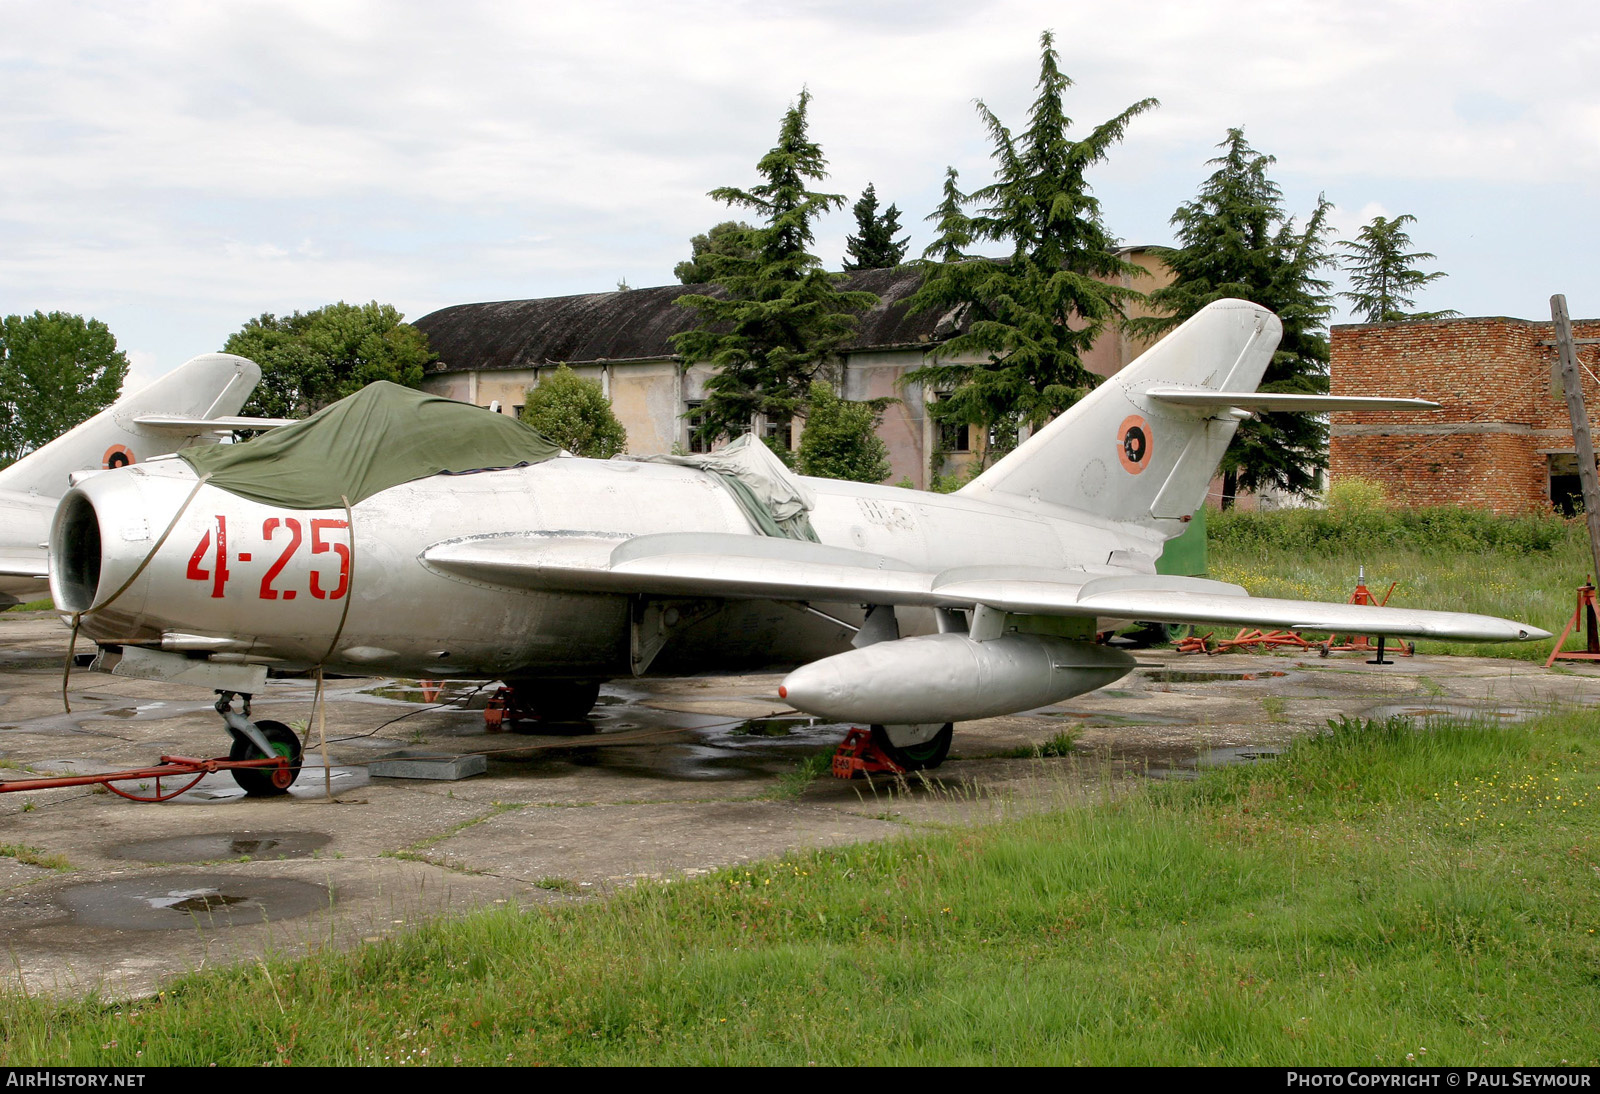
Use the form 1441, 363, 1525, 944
54, 454, 1167, 679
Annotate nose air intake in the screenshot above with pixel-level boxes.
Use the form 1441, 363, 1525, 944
52, 490, 103, 612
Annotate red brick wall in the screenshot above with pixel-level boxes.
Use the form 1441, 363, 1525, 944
1330, 315, 1600, 513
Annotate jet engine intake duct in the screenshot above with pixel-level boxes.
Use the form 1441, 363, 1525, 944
51, 489, 103, 613
779, 633, 1135, 726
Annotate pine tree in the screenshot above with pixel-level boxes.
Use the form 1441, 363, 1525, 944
843, 183, 909, 270
1129, 129, 1335, 505
1338, 214, 1459, 323
921, 167, 973, 262
671, 91, 877, 445
904, 31, 1157, 462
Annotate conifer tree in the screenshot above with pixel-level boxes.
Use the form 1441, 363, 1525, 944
904, 31, 1157, 461
1129, 129, 1335, 505
1337, 214, 1458, 323
842, 183, 909, 270
921, 167, 973, 262
672, 91, 877, 445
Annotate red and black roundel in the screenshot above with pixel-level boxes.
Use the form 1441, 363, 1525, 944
102, 444, 135, 469
1117, 415, 1151, 475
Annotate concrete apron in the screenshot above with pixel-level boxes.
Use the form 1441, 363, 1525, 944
3, 609, 1598, 999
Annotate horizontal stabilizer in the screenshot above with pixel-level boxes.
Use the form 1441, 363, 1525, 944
132, 415, 297, 431
1145, 388, 1439, 413
420, 531, 1548, 644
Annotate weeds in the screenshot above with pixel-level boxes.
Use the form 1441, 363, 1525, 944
1000, 729, 1081, 758
772, 752, 833, 799
0, 843, 70, 872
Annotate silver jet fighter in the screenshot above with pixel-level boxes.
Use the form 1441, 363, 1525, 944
49, 300, 1549, 791
0, 353, 290, 607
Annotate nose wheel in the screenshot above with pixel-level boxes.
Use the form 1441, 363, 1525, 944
216, 692, 304, 797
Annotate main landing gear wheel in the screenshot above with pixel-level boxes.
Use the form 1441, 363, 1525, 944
506, 680, 602, 735
228, 719, 304, 797
869, 722, 953, 771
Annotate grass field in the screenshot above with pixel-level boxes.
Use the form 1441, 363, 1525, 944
5, 711, 1600, 1066
1208, 500, 1593, 660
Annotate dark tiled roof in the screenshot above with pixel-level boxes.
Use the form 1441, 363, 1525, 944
415, 266, 961, 374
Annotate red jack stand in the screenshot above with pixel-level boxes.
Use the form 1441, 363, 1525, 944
1545, 582, 1600, 668
830, 729, 905, 779
483, 686, 514, 731
1322, 569, 1413, 660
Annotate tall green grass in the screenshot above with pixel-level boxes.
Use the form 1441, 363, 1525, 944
1208, 503, 1591, 659
5, 712, 1600, 1065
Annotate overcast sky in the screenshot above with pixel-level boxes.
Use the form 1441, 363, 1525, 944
3, 0, 1596, 389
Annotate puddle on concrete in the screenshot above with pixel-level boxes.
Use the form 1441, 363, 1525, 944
1141, 668, 1291, 684
361, 681, 482, 706
1041, 709, 1190, 728
109, 831, 333, 863
1363, 703, 1535, 724
56, 873, 331, 930
1146, 744, 1285, 780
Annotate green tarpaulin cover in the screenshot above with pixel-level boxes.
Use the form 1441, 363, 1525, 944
180, 382, 562, 509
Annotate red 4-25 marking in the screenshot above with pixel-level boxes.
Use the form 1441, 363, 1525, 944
187, 515, 349, 600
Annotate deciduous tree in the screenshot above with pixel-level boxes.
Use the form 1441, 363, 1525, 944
842, 183, 908, 270
0, 311, 128, 467
672, 91, 877, 445
905, 31, 1157, 464
673, 221, 758, 285
1338, 214, 1458, 323
223, 301, 433, 419
1129, 129, 1336, 505
521, 365, 628, 458
795, 380, 892, 483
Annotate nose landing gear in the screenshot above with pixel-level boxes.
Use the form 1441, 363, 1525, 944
215, 692, 303, 796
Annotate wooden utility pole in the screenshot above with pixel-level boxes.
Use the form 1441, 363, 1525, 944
1552, 294, 1600, 584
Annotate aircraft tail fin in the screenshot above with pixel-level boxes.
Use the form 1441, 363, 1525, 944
0, 353, 262, 500
958, 299, 1280, 534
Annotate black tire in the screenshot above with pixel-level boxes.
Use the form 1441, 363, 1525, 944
228, 720, 303, 797
869, 723, 953, 771
507, 680, 602, 735
1125, 621, 1173, 648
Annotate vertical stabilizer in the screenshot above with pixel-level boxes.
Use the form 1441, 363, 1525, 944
0, 353, 261, 500
959, 299, 1280, 534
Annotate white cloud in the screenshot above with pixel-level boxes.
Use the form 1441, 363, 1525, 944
1, 0, 1596, 374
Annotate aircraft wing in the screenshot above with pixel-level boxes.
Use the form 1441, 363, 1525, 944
422, 531, 1546, 643
0, 556, 49, 581
132, 415, 297, 431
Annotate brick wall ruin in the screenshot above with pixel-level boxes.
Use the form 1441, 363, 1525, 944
1330, 315, 1600, 514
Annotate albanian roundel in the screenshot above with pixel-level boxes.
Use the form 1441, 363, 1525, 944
102, 445, 135, 470
1117, 415, 1151, 475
